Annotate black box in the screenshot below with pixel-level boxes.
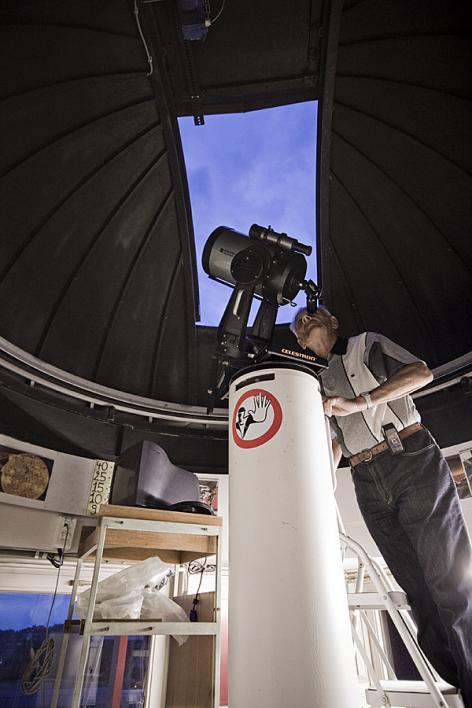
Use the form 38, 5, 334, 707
110, 441, 200, 509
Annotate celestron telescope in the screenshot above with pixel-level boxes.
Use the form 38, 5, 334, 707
202, 224, 324, 405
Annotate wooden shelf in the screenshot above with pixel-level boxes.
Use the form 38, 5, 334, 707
98, 504, 222, 526
79, 504, 222, 564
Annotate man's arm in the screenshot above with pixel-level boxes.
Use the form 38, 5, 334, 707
324, 361, 433, 418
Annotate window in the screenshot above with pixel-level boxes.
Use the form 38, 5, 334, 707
179, 101, 318, 325
0, 592, 149, 708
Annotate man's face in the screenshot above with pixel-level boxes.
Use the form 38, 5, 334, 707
293, 308, 338, 358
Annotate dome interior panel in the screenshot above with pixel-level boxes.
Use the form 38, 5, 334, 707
0, 0, 198, 402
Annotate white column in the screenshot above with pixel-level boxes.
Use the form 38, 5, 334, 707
228, 364, 360, 708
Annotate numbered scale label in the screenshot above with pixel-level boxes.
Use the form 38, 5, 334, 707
87, 459, 115, 515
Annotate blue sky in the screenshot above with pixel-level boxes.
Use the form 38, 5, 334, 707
0, 593, 71, 631
178, 101, 318, 325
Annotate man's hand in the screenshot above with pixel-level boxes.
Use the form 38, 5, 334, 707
323, 396, 364, 417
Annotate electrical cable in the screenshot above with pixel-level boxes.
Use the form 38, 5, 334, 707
209, 0, 226, 24
134, 0, 154, 76
189, 558, 208, 621
188, 559, 216, 574
21, 523, 70, 696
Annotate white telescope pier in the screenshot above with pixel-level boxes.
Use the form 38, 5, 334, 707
228, 363, 361, 708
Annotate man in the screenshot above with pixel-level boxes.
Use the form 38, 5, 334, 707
291, 306, 472, 706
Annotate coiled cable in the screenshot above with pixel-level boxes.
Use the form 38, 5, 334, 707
21, 524, 70, 695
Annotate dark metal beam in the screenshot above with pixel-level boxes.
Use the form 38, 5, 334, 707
316, 0, 344, 306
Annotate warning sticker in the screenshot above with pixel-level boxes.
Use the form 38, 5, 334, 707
232, 389, 283, 449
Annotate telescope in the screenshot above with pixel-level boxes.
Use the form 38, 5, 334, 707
204, 227, 361, 706
202, 224, 324, 405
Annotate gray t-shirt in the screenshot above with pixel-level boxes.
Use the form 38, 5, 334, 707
320, 332, 422, 457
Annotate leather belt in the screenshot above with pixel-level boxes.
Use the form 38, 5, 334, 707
349, 423, 423, 468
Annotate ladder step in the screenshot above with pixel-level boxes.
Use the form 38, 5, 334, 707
348, 591, 410, 610
366, 680, 463, 708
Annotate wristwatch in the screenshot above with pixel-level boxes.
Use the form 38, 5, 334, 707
361, 391, 374, 409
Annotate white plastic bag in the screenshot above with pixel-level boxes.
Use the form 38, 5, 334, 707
75, 557, 189, 644
96, 592, 144, 620
141, 589, 189, 645
76, 556, 170, 618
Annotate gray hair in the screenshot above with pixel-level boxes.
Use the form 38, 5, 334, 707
290, 305, 331, 337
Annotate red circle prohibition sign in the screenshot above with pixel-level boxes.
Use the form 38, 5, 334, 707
232, 388, 283, 449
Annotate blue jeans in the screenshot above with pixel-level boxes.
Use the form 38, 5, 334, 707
351, 426, 472, 707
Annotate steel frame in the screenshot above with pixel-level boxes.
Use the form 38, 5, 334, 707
52, 513, 222, 708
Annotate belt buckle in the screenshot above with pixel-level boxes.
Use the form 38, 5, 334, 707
361, 449, 373, 463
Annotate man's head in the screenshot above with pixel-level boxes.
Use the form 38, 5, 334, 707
290, 306, 339, 358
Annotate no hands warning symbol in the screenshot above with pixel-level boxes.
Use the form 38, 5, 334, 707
232, 388, 283, 449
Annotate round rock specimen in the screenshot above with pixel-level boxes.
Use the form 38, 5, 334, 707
1, 454, 50, 499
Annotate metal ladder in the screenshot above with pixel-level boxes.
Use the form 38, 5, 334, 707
340, 532, 465, 708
